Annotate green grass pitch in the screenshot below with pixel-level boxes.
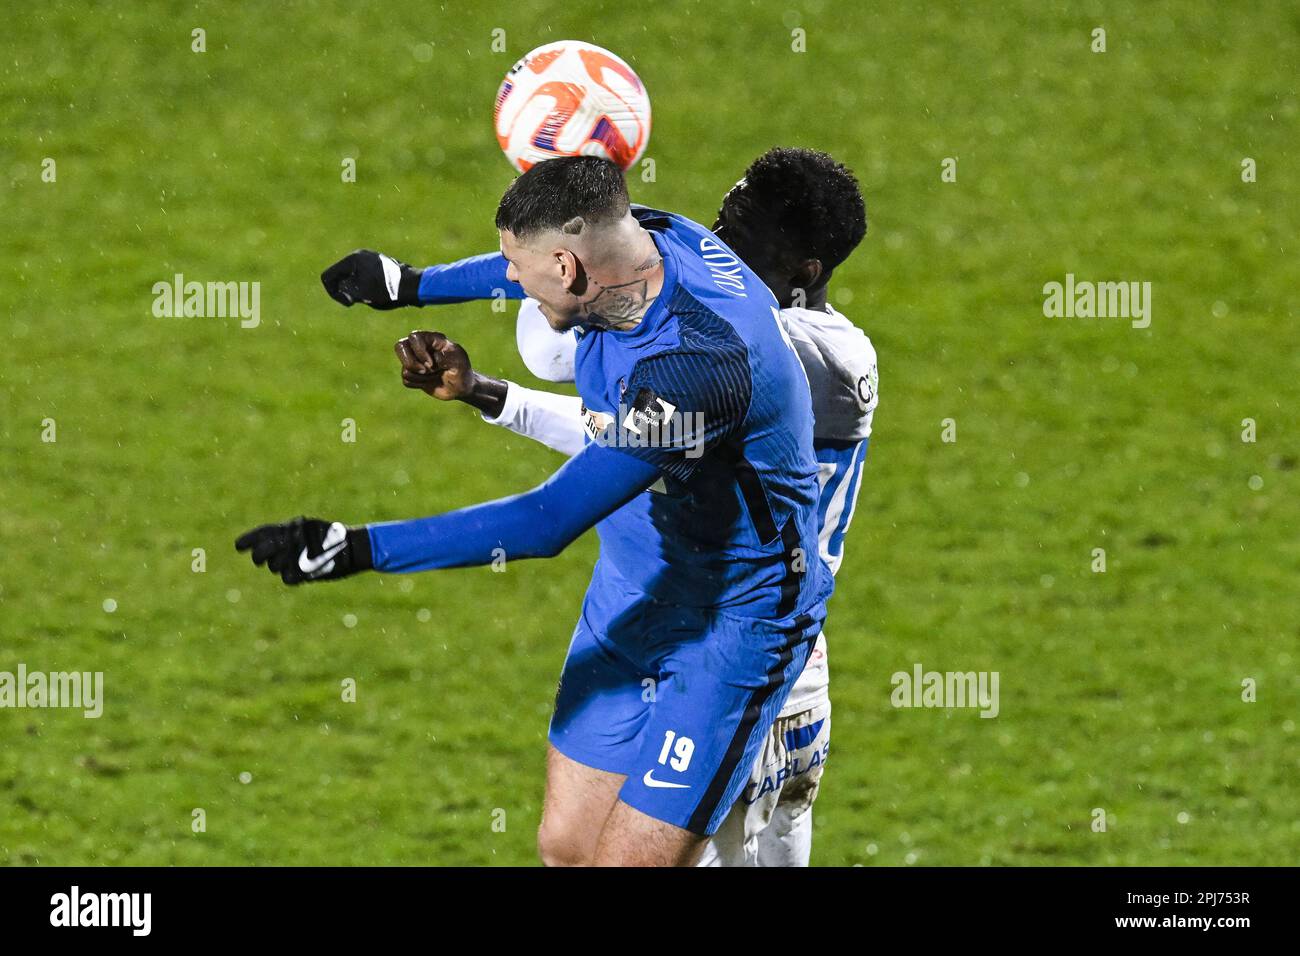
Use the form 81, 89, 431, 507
1, 0, 1296, 865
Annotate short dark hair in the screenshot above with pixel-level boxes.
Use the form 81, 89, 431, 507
495, 156, 630, 240
721, 147, 867, 272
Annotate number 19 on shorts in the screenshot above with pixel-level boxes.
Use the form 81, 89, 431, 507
658, 731, 695, 772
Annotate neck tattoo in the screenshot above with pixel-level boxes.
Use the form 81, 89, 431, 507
583, 255, 663, 331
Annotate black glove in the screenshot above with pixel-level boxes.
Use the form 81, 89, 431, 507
320, 250, 422, 309
235, 517, 373, 585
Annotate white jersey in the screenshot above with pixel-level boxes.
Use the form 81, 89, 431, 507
772, 305, 876, 714
782, 304, 877, 446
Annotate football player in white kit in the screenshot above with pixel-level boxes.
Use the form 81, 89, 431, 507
321, 148, 876, 865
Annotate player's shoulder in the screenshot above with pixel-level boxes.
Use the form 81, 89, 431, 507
631, 204, 700, 234
632, 204, 709, 248
630, 307, 751, 401
782, 303, 879, 439
634, 204, 763, 306
781, 304, 876, 371
781, 303, 874, 349
625, 287, 756, 427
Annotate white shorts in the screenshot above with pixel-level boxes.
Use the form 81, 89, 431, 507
696, 697, 831, 867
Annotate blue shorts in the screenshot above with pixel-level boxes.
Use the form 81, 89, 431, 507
547, 573, 820, 836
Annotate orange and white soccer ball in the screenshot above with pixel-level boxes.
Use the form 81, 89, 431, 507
494, 40, 651, 173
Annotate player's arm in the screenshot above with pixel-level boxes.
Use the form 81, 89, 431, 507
320, 250, 525, 309
483, 383, 586, 456
396, 330, 586, 457
234, 439, 660, 584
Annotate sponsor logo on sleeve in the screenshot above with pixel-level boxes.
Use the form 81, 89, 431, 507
622, 387, 677, 436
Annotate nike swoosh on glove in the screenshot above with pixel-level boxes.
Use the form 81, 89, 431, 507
235, 516, 373, 585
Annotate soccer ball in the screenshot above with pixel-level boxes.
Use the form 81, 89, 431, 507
494, 40, 651, 173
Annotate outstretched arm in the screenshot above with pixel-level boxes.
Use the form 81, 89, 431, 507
368, 440, 656, 572
235, 441, 659, 584
321, 250, 524, 309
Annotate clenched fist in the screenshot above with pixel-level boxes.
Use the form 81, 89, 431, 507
394, 330, 476, 401
321, 250, 422, 309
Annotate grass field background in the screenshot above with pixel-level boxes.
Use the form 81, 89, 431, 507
2, 0, 1297, 865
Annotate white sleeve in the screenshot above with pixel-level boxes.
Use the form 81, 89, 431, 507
516, 297, 578, 382
481, 381, 587, 457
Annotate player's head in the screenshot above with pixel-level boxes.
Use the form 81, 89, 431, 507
712, 147, 867, 309
496, 155, 638, 331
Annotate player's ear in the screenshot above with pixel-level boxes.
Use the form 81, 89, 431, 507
792, 258, 823, 291
556, 248, 586, 295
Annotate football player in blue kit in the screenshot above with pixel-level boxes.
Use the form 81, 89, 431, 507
350, 148, 875, 866
237, 156, 832, 866
317, 148, 876, 866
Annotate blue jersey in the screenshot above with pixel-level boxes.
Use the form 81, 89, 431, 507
574, 207, 830, 625
368, 207, 831, 629
363, 205, 843, 832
